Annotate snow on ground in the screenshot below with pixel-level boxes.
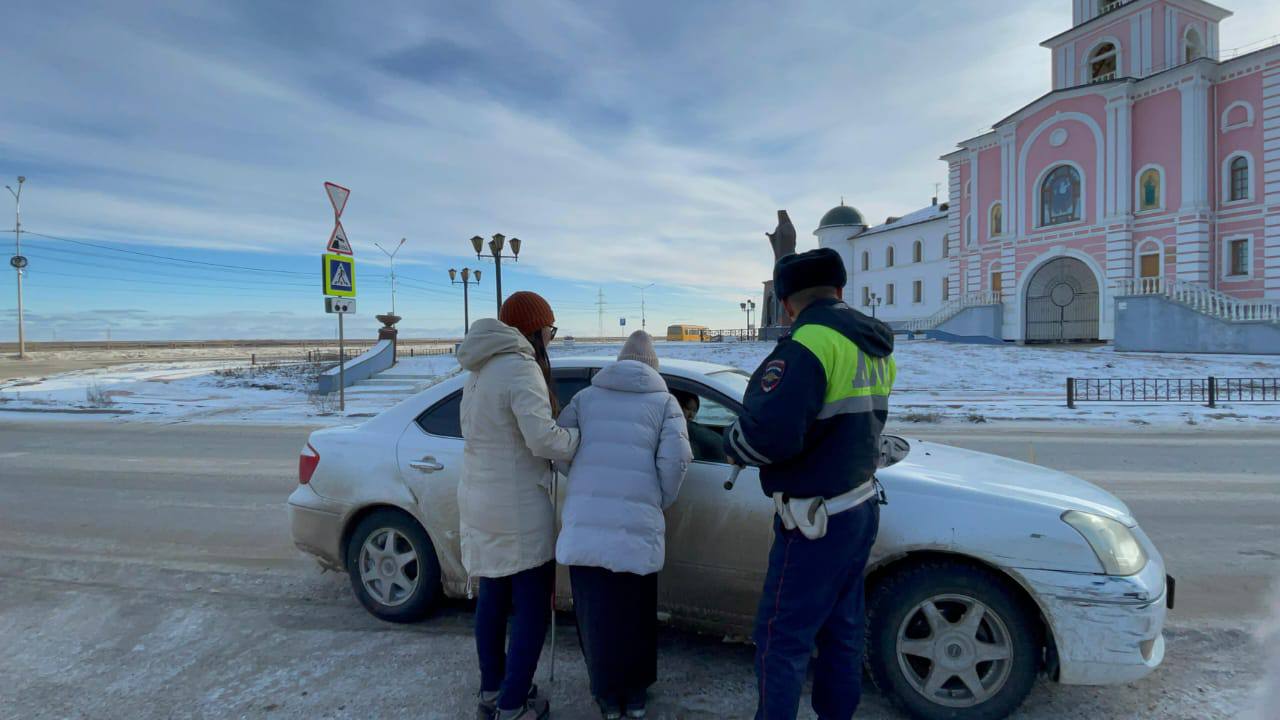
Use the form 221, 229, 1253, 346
1, 340, 1277, 427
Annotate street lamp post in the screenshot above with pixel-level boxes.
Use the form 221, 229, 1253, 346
471, 234, 520, 314
867, 292, 883, 319
5, 176, 26, 359
374, 237, 407, 315
635, 283, 655, 331
740, 301, 751, 339
747, 300, 756, 339
448, 267, 482, 334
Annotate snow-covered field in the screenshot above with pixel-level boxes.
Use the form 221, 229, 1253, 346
1, 340, 1277, 427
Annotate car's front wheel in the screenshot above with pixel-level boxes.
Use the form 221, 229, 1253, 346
345, 508, 440, 623
867, 560, 1040, 720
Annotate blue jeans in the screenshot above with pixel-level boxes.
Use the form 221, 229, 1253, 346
475, 561, 555, 711
754, 501, 880, 720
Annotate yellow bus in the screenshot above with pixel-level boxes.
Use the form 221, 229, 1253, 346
667, 324, 707, 342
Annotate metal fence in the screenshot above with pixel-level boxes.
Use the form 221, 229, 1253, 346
1067, 377, 1279, 408
699, 329, 757, 342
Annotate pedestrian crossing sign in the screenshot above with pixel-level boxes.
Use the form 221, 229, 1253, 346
322, 253, 356, 297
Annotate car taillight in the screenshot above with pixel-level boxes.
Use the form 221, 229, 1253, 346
299, 443, 320, 485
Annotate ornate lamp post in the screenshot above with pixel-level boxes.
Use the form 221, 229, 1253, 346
867, 292, 883, 319
748, 299, 756, 338
449, 267, 482, 335
471, 234, 520, 314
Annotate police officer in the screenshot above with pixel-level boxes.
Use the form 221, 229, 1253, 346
723, 247, 896, 720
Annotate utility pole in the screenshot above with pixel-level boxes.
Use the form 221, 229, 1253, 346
595, 289, 606, 339
635, 283, 655, 331
5, 177, 26, 359
374, 237, 406, 315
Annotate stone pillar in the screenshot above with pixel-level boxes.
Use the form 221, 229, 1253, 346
376, 313, 400, 364
1265, 64, 1280, 300
1177, 74, 1213, 284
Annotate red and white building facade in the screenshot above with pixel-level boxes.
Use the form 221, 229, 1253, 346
943, 0, 1279, 343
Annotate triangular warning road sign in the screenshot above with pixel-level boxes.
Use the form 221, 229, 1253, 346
330, 263, 352, 290
328, 222, 353, 255
324, 182, 350, 217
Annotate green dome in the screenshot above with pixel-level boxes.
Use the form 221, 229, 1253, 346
818, 202, 865, 229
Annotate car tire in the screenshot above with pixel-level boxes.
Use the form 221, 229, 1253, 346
345, 508, 441, 623
866, 560, 1040, 720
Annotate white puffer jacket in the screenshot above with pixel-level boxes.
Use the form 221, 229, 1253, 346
555, 360, 692, 575
457, 318, 580, 579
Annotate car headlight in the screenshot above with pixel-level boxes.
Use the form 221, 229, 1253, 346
1061, 510, 1148, 576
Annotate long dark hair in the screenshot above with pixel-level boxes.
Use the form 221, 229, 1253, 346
526, 330, 560, 417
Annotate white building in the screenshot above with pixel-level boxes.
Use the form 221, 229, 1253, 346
815, 199, 952, 326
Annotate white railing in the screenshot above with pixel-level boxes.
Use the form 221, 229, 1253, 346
1099, 1, 1126, 15
902, 291, 1002, 332
1091, 71, 1117, 83
1114, 277, 1280, 322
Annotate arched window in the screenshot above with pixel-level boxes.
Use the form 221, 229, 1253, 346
861, 251, 870, 271
989, 203, 1003, 237
1138, 167, 1162, 211
1229, 156, 1250, 202
1089, 42, 1118, 82
1185, 27, 1203, 64
886, 246, 895, 267
912, 240, 923, 263
1040, 165, 1082, 226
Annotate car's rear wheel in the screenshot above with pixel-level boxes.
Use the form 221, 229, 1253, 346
345, 508, 440, 623
867, 560, 1040, 720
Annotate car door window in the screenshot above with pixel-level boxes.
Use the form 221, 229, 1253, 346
665, 378, 740, 464
415, 374, 590, 439
417, 391, 462, 438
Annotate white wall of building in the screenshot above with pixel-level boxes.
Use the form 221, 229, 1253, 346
819, 215, 950, 324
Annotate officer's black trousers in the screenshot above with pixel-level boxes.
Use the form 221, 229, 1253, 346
754, 501, 880, 720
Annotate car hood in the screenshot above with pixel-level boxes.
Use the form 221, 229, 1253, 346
885, 439, 1134, 525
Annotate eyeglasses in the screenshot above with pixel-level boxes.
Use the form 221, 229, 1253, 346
548, 326, 558, 341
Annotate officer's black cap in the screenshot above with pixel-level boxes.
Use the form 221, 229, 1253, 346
773, 248, 847, 301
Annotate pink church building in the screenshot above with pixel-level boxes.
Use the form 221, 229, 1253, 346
942, 0, 1279, 349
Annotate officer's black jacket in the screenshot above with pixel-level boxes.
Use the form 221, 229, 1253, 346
723, 298, 896, 499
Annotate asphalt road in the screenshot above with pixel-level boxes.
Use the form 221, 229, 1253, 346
0, 420, 1275, 719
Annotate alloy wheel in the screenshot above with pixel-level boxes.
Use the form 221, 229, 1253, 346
895, 593, 1014, 708
357, 528, 419, 607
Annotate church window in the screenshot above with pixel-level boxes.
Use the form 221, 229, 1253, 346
1040, 165, 1082, 227
990, 266, 1003, 295
862, 286, 871, 306
942, 277, 950, 301
913, 280, 923, 303
913, 240, 923, 263
1089, 43, 1118, 83
1229, 156, 1250, 202
989, 203, 1003, 236
1184, 27, 1203, 64
861, 251, 870, 271
886, 284, 895, 305
942, 233, 950, 258
886, 246, 895, 267
1224, 237, 1251, 278
1138, 240, 1161, 281
1138, 168, 1162, 211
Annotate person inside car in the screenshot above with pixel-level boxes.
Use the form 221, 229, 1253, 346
671, 389, 726, 463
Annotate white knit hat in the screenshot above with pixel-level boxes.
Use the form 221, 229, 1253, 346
617, 330, 659, 369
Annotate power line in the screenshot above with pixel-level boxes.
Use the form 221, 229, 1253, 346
25, 231, 311, 276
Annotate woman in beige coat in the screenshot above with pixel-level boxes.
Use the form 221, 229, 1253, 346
457, 292, 579, 720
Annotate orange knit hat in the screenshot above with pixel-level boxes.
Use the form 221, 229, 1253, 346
499, 291, 555, 337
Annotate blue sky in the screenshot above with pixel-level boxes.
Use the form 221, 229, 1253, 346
2, 0, 1279, 340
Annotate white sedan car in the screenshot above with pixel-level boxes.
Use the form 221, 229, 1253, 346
289, 357, 1172, 720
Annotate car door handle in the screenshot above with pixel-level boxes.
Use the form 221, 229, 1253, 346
410, 456, 445, 473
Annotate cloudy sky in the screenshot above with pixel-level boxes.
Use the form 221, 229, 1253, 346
2, 0, 1279, 340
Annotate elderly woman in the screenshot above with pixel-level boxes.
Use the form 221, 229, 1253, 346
556, 331, 692, 719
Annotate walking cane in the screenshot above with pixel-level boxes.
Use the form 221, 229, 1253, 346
549, 465, 560, 685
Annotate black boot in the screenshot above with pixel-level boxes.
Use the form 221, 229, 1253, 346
623, 689, 647, 719
596, 696, 622, 720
